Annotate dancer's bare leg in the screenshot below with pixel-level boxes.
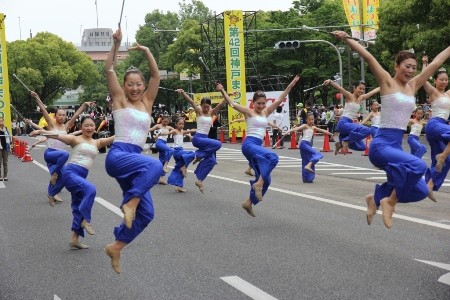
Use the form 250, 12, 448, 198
121, 197, 139, 229
105, 240, 127, 274
50, 172, 58, 185
427, 179, 437, 202
435, 142, 450, 172
365, 194, 377, 225
180, 165, 187, 178
163, 161, 169, 173
195, 180, 204, 193
380, 189, 397, 229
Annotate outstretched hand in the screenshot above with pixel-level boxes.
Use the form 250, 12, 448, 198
113, 28, 122, 43
128, 42, 149, 53
323, 79, 332, 86
331, 30, 350, 41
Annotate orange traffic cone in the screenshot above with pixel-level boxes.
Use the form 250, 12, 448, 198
264, 130, 271, 147
230, 129, 237, 144
289, 131, 298, 149
242, 129, 246, 142
14, 138, 20, 157
219, 128, 226, 143
321, 131, 333, 152
21, 143, 33, 162
19, 140, 26, 158
362, 136, 371, 156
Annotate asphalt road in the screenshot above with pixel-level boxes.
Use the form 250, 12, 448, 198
0, 135, 449, 300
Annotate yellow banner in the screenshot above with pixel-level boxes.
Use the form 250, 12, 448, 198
362, 0, 379, 41
193, 92, 223, 105
224, 10, 246, 137
0, 13, 12, 130
342, 0, 362, 40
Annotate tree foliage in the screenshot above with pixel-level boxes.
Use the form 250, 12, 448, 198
8, 32, 98, 114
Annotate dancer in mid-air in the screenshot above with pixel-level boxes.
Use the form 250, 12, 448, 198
422, 55, 450, 198
148, 115, 175, 184
176, 88, 227, 193
333, 31, 449, 228
323, 79, 379, 154
360, 100, 381, 138
407, 107, 427, 159
216, 75, 300, 217
31, 91, 94, 206
285, 112, 333, 183
104, 28, 163, 273
31, 116, 114, 249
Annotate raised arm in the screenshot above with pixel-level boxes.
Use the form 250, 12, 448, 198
323, 79, 353, 101
29, 129, 76, 146
410, 46, 450, 93
97, 136, 115, 149
266, 75, 300, 115
129, 43, 160, 112
24, 118, 43, 130
312, 126, 333, 135
211, 98, 227, 116
105, 28, 126, 110
30, 91, 54, 129
359, 87, 380, 101
421, 55, 444, 101
285, 124, 306, 135
359, 112, 373, 125
215, 84, 250, 116
65, 102, 95, 131
333, 31, 392, 92
176, 89, 202, 115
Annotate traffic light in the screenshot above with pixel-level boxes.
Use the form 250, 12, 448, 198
274, 40, 300, 50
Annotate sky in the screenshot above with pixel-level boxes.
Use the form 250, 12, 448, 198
2, 0, 295, 45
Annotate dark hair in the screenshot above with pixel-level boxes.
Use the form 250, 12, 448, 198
175, 117, 185, 124
414, 107, 423, 112
352, 80, 366, 88
200, 97, 211, 106
434, 69, 447, 80
162, 115, 171, 120
307, 112, 315, 117
276, 106, 282, 113
305, 100, 312, 107
80, 115, 94, 125
55, 108, 66, 115
395, 51, 416, 65
252, 90, 266, 101
123, 66, 145, 83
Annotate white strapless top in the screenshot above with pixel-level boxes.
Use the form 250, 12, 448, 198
379, 93, 415, 130
302, 128, 313, 143
247, 116, 268, 139
431, 96, 450, 120
342, 102, 360, 120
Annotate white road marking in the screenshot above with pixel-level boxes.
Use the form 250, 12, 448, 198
366, 177, 388, 180
0, 182, 5, 188
31, 157, 450, 231
331, 172, 385, 175
205, 173, 450, 231
220, 276, 278, 300
54, 295, 62, 300
415, 260, 450, 286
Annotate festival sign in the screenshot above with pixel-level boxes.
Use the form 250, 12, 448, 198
362, 0, 379, 41
342, 0, 362, 40
0, 13, 12, 130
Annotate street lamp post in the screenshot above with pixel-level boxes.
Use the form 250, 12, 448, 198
298, 39, 344, 105
18, 17, 22, 40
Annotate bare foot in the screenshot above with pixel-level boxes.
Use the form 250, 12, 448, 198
158, 178, 167, 185
365, 194, 377, 225
244, 169, 255, 176
81, 220, 95, 235
48, 196, 55, 207
192, 157, 203, 165
380, 197, 395, 229
104, 243, 121, 274
69, 241, 89, 250
241, 199, 255, 217
54, 194, 63, 203
195, 181, 204, 194
304, 164, 314, 173
175, 187, 187, 193
427, 180, 437, 202
342, 141, 349, 155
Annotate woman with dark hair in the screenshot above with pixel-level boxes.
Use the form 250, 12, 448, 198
216, 75, 299, 217
333, 30, 449, 228
30, 116, 114, 249
176, 89, 227, 193
360, 100, 381, 138
103, 28, 162, 273
31, 91, 94, 206
271, 106, 284, 149
407, 107, 427, 159
148, 115, 175, 184
323, 80, 380, 154
422, 56, 450, 195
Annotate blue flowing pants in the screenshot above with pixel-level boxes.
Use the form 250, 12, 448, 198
168, 147, 195, 187
407, 135, 427, 159
44, 148, 69, 197
62, 164, 96, 238
192, 133, 221, 181
105, 142, 163, 244
337, 116, 370, 151
242, 136, 279, 205
369, 126, 378, 138
300, 140, 323, 183
425, 117, 450, 191
155, 139, 174, 175
369, 128, 428, 207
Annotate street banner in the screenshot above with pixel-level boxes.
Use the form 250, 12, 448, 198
342, 0, 362, 40
362, 0, 379, 41
0, 13, 12, 130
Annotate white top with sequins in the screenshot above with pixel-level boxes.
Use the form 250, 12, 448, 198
342, 102, 360, 120
302, 128, 313, 143
47, 129, 67, 150
431, 95, 450, 120
69, 143, 98, 170
379, 93, 416, 130
196, 116, 212, 135
247, 116, 268, 140
113, 108, 151, 148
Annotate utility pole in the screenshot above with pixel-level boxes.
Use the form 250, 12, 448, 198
95, 0, 99, 28
18, 17, 21, 40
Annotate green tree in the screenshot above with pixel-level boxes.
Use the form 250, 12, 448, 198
8, 32, 98, 114
79, 61, 109, 108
